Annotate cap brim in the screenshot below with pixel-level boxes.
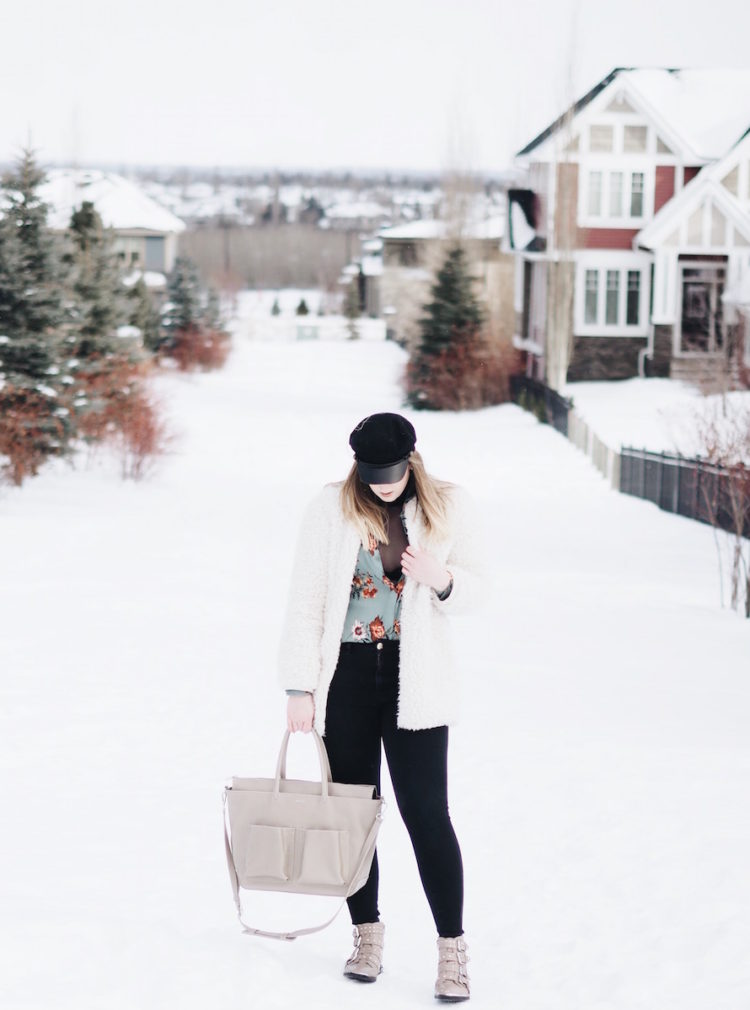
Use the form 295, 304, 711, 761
356, 458, 409, 485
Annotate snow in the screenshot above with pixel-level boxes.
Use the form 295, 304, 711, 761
40, 169, 186, 234
229, 288, 386, 342
564, 377, 750, 460
123, 269, 168, 290
1, 321, 749, 1010
623, 68, 750, 161
381, 213, 505, 242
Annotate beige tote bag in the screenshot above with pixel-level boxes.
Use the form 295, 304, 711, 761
223, 729, 385, 940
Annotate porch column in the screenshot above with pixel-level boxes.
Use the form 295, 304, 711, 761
652, 249, 678, 325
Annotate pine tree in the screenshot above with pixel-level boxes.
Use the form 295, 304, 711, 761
163, 256, 202, 342
0, 150, 73, 481
406, 244, 510, 411
270, 297, 281, 316
128, 275, 162, 352
65, 201, 128, 359
162, 256, 229, 371
295, 297, 309, 316
416, 245, 483, 356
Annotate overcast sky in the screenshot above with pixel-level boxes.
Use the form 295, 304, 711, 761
3, 0, 750, 174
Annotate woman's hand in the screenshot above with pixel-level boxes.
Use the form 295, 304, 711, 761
401, 545, 451, 593
287, 693, 315, 733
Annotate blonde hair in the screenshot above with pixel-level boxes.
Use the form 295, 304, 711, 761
338, 450, 453, 544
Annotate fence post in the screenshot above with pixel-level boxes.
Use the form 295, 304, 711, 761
673, 458, 681, 514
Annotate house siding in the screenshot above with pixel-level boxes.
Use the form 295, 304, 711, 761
567, 335, 648, 381
582, 228, 640, 250
653, 166, 675, 214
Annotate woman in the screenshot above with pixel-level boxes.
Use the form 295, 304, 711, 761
278, 412, 481, 1002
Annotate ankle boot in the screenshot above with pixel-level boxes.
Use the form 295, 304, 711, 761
343, 921, 385, 982
434, 935, 470, 1002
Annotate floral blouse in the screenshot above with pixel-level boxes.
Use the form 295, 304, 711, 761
341, 532, 405, 643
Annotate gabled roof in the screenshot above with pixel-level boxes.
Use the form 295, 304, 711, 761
518, 67, 750, 163
517, 67, 629, 156
40, 169, 185, 234
635, 175, 750, 250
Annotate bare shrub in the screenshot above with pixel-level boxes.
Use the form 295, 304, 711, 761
74, 353, 170, 481
692, 396, 750, 616
168, 326, 231, 372
0, 386, 68, 485
405, 330, 521, 411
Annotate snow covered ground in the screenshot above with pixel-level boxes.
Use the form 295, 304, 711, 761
564, 377, 750, 460
1, 333, 749, 1010
230, 288, 386, 343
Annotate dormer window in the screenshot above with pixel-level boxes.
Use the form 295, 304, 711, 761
589, 125, 614, 152
623, 125, 648, 152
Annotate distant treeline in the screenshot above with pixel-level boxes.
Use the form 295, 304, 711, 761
178, 224, 360, 290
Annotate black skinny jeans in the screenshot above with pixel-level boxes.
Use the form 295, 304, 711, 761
322, 640, 464, 937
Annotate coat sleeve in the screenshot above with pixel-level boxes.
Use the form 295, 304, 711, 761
276, 488, 333, 692
433, 485, 486, 615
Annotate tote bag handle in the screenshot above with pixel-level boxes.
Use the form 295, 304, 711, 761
274, 729, 333, 798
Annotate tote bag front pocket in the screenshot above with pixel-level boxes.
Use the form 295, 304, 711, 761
296, 828, 349, 887
242, 824, 294, 883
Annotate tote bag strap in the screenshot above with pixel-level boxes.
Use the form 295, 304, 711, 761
222, 790, 384, 941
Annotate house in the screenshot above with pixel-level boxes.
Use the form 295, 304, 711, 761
510, 67, 750, 387
379, 214, 514, 351
40, 169, 185, 276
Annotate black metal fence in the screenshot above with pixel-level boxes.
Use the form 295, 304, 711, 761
509, 375, 572, 436
620, 448, 750, 537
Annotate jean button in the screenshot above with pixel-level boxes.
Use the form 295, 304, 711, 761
376, 642, 383, 650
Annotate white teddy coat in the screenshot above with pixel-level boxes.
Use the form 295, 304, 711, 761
277, 482, 483, 734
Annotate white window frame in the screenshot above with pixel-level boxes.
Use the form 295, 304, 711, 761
579, 165, 653, 227
575, 254, 651, 336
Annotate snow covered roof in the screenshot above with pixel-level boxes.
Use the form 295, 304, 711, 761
380, 214, 504, 242
635, 175, 750, 250
519, 67, 750, 163
40, 169, 186, 234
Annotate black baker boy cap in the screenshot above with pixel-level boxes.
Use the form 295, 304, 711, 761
349, 412, 417, 484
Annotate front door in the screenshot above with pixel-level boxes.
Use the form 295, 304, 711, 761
678, 263, 725, 354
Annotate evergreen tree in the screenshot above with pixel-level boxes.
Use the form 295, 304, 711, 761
0, 150, 73, 480
128, 275, 162, 352
416, 245, 483, 356
163, 256, 202, 341
65, 201, 128, 359
407, 244, 505, 412
295, 297, 309, 316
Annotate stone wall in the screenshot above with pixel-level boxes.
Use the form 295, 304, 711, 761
648, 325, 673, 377
566, 336, 648, 381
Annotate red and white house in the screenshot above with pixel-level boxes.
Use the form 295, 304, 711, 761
509, 67, 750, 385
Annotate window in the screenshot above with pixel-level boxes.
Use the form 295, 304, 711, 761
588, 172, 603, 216
630, 173, 644, 217
626, 271, 640, 325
581, 266, 644, 329
606, 271, 619, 324
609, 173, 623, 217
584, 270, 599, 324
624, 125, 648, 152
590, 125, 614, 152
585, 170, 648, 222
